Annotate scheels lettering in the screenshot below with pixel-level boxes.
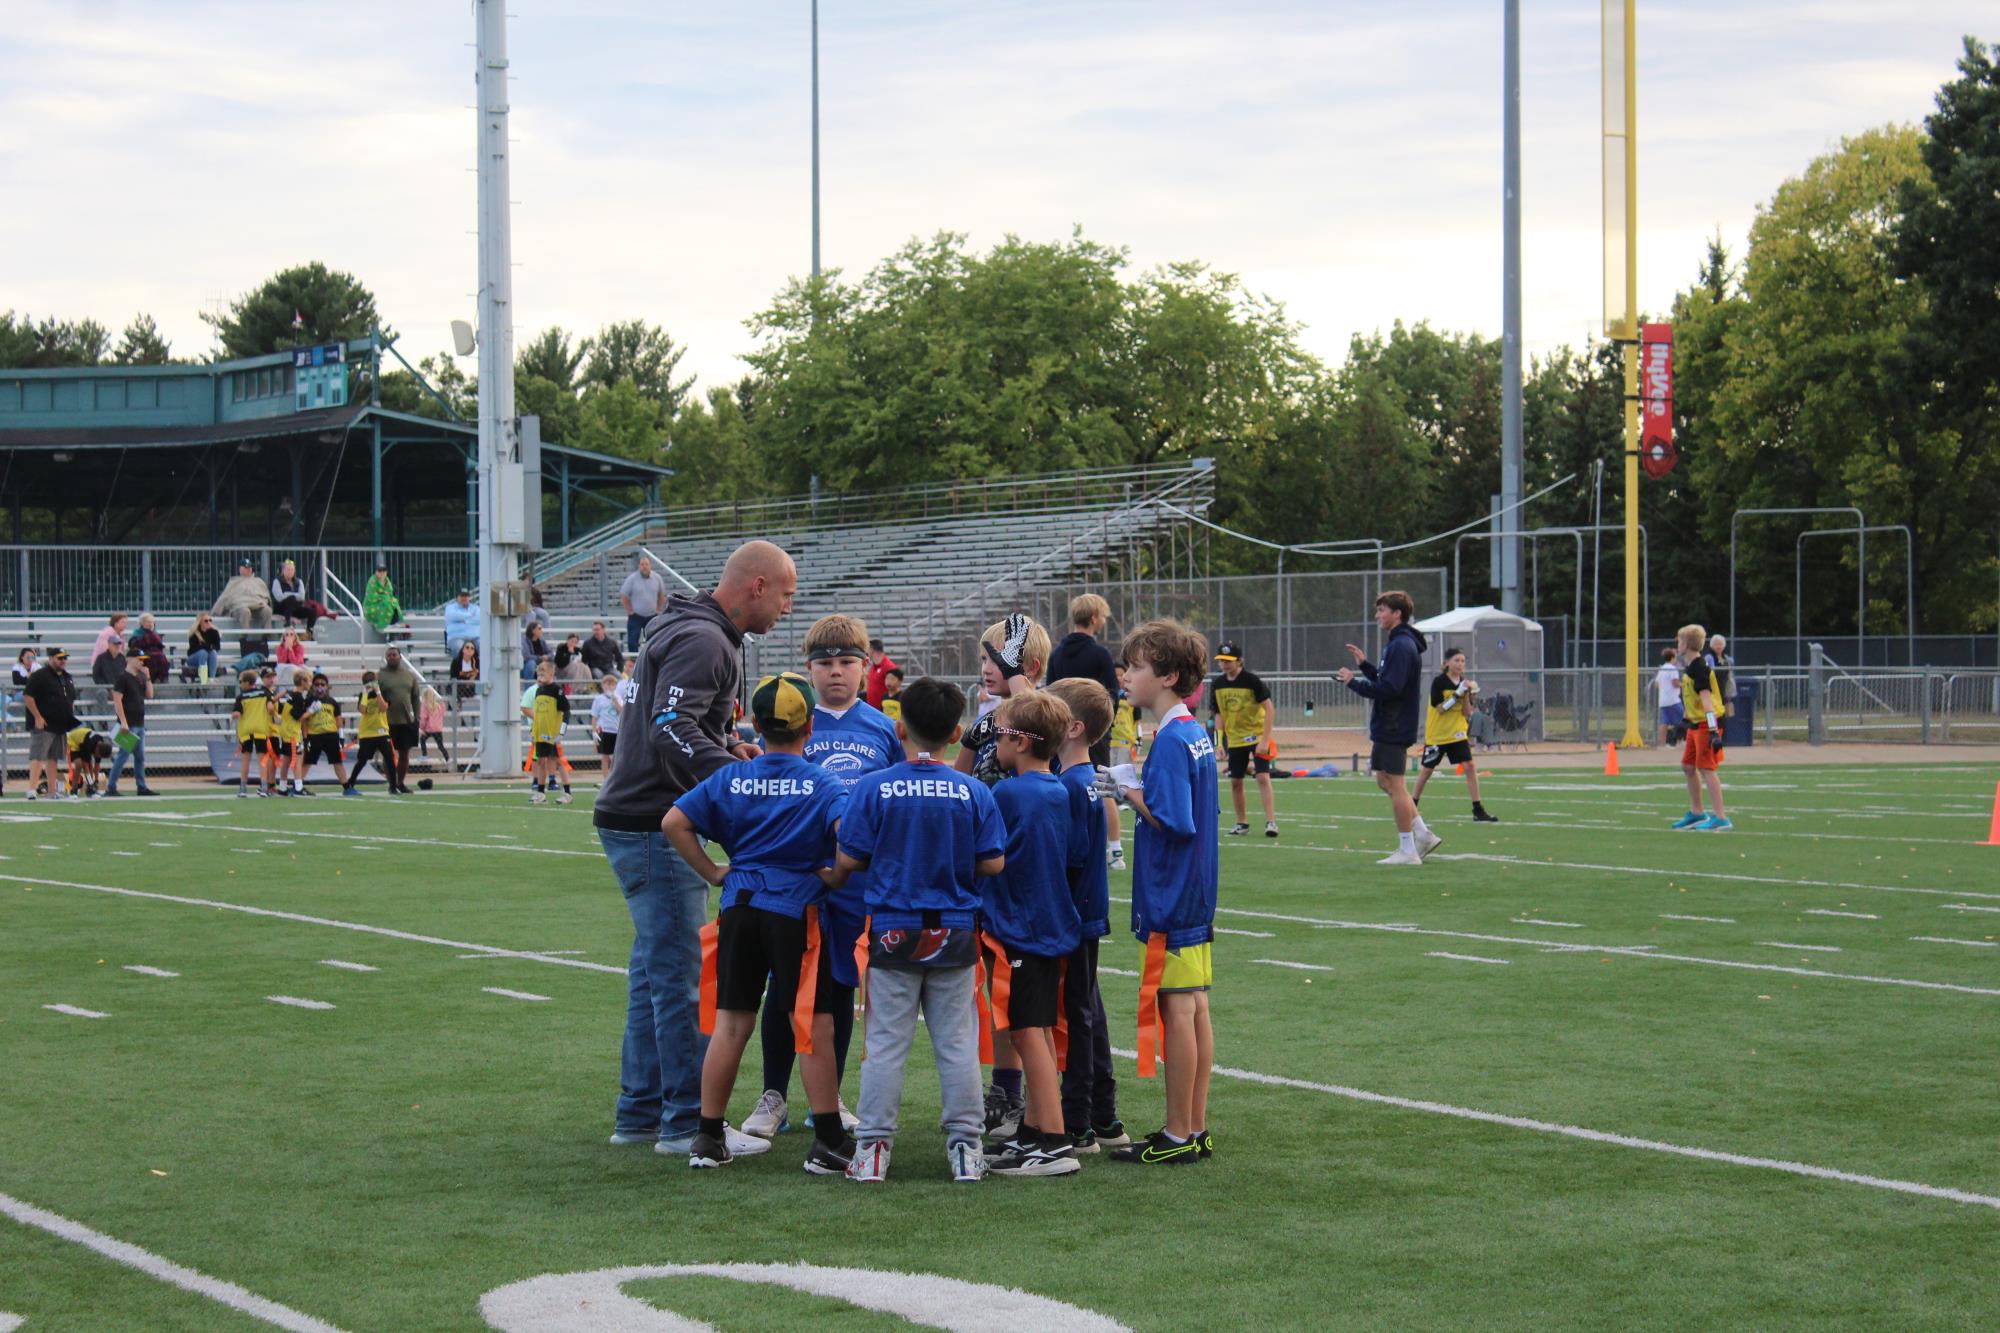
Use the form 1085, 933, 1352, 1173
878, 777, 972, 801
727, 776, 818, 796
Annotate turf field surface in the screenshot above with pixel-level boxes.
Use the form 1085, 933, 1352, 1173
4, 762, 1999, 1330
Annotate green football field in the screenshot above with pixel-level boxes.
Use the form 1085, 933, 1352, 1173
4, 761, 2000, 1330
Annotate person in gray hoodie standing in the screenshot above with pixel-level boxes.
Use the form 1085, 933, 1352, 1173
1338, 589, 1436, 866
593, 539, 797, 1154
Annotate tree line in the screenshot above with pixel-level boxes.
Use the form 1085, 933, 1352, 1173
6, 38, 1993, 638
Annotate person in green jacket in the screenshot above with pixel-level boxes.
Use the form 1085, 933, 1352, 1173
363, 562, 404, 633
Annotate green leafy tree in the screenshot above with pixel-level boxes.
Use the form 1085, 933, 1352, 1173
0, 311, 109, 367
573, 378, 666, 462
666, 383, 767, 504
518, 327, 589, 393
201, 262, 387, 358
113, 313, 173, 365
584, 320, 692, 418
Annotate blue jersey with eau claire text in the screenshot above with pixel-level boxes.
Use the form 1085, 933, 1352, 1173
838, 758, 1008, 932
802, 700, 902, 915
1132, 710, 1219, 948
983, 770, 1090, 958
1058, 760, 1111, 939
671, 752, 847, 919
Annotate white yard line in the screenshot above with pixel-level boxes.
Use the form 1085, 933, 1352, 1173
1911, 937, 1998, 948
1512, 917, 1584, 928
266, 996, 334, 1010
319, 960, 378, 972
40, 812, 599, 859
1099, 966, 1140, 977
1661, 914, 1736, 924
1758, 942, 1844, 953
0, 1190, 345, 1333
0, 873, 622, 976
1104, 1050, 2000, 1214
1943, 903, 2000, 914
1251, 959, 1334, 972
42, 1004, 108, 1019
1350, 848, 2000, 904
122, 965, 178, 978
1804, 909, 1879, 920
482, 987, 552, 1002
1214, 927, 1276, 938
1427, 952, 1510, 965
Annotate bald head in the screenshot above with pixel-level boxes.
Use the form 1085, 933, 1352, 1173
715, 540, 797, 634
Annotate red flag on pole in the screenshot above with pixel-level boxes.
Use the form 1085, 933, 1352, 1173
1640, 322, 1675, 478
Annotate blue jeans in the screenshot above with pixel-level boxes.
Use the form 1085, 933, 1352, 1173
599, 828, 710, 1140
625, 613, 648, 652
186, 649, 219, 680
106, 727, 146, 792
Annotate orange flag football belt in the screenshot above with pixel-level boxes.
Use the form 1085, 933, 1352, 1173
1135, 931, 1169, 1078
698, 906, 824, 1056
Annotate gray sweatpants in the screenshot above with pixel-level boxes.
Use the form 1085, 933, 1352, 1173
855, 963, 984, 1147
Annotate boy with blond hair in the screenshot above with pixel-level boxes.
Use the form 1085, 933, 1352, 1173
980, 689, 1091, 1176
1043, 676, 1127, 1150
1670, 624, 1731, 831
528, 658, 572, 805
1112, 619, 1218, 1165
232, 667, 275, 798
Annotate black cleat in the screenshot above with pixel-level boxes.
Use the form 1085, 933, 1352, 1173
987, 1136, 1080, 1177
1196, 1129, 1215, 1159
1472, 809, 1501, 823
1227, 823, 1251, 836
803, 1134, 856, 1176
1110, 1130, 1199, 1165
687, 1130, 731, 1169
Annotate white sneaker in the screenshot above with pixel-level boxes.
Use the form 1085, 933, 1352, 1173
556, 788, 573, 805
838, 1100, 860, 1133
742, 1089, 789, 1138
1377, 848, 1425, 866
653, 1131, 697, 1155
1109, 847, 1126, 871
607, 1129, 658, 1146
949, 1139, 987, 1183
723, 1122, 772, 1157
1414, 827, 1443, 860
529, 789, 546, 804
847, 1139, 891, 1183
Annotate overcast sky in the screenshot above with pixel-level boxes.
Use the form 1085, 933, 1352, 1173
1, 2, 1987, 388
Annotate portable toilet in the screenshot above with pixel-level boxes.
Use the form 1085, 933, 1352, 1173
1410, 605, 1545, 745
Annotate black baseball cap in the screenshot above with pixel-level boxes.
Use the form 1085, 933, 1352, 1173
1215, 641, 1242, 662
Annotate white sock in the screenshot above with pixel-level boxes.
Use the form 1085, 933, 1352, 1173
1412, 815, 1431, 838
1398, 831, 1416, 854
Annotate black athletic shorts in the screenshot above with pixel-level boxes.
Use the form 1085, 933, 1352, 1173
595, 733, 618, 756
269, 739, 295, 758
1088, 736, 1111, 769
302, 734, 343, 766
1226, 744, 1272, 779
1420, 740, 1473, 770
533, 741, 559, 759
240, 736, 269, 755
1370, 741, 1410, 776
388, 722, 420, 754
987, 936, 1064, 1031
715, 903, 838, 1016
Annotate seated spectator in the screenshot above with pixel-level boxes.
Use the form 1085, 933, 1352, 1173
268, 558, 339, 633
443, 587, 481, 653
212, 559, 275, 634
449, 639, 480, 702
131, 614, 171, 684
93, 613, 130, 662
521, 621, 551, 680
579, 620, 623, 677
525, 586, 551, 638
12, 647, 36, 691
185, 613, 223, 682
92, 636, 128, 687
363, 561, 405, 633
553, 632, 592, 682
276, 627, 308, 668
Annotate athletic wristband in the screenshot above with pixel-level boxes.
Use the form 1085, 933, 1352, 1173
1705, 712, 1717, 729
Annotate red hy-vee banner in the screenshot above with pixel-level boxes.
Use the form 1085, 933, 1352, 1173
1640, 322, 1675, 478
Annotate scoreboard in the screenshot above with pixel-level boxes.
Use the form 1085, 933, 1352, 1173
293, 342, 348, 411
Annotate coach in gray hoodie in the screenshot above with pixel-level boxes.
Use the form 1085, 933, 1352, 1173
593, 540, 797, 1152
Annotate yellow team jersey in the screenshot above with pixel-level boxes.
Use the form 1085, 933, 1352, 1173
235, 687, 272, 741
531, 684, 569, 745
304, 695, 341, 736
1209, 669, 1270, 749
357, 690, 389, 739
276, 691, 306, 744
880, 697, 902, 722
1679, 655, 1719, 716
1425, 673, 1471, 746
1111, 696, 1138, 747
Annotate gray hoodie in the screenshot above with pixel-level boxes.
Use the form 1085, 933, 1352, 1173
592, 592, 744, 831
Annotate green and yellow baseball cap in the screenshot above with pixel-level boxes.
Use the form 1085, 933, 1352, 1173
750, 671, 816, 733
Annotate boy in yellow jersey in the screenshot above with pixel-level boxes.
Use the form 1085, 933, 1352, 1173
232, 668, 275, 798
878, 667, 904, 722
1108, 664, 1143, 768
342, 671, 395, 794
300, 670, 351, 795
274, 668, 311, 796
1670, 624, 1732, 832
1207, 642, 1277, 838
1411, 647, 1498, 823
529, 658, 573, 805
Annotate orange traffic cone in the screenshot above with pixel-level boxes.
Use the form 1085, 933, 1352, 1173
1604, 742, 1620, 776
1983, 780, 2000, 846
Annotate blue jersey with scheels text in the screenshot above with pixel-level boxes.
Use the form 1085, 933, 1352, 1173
672, 752, 847, 918
838, 758, 1007, 933
983, 770, 1088, 957
1132, 710, 1218, 948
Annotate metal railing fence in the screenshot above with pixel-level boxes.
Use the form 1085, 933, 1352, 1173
0, 546, 476, 618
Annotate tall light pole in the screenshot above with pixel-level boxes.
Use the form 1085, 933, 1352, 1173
475, 0, 522, 774
1603, 0, 1643, 746
1500, 0, 1523, 616
811, 0, 821, 278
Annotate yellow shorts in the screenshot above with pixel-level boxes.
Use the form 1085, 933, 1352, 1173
1151, 940, 1213, 993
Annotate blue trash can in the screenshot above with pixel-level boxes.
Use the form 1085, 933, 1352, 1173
1723, 679, 1758, 747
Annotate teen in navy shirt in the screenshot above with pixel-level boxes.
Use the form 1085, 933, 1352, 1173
832, 678, 1007, 1182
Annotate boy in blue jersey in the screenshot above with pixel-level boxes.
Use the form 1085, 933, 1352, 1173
662, 672, 854, 1176
979, 690, 1093, 1177
829, 677, 1008, 1184
744, 615, 903, 1141
1112, 619, 1219, 1166
1045, 676, 1129, 1153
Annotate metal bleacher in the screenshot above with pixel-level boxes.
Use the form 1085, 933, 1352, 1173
527, 461, 1216, 674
